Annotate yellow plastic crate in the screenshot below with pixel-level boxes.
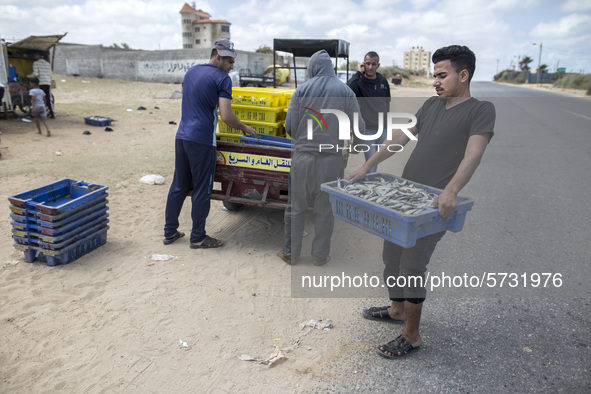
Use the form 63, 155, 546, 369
216, 132, 242, 143
232, 104, 285, 123
218, 118, 286, 137
231, 88, 286, 107
284, 90, 294, 108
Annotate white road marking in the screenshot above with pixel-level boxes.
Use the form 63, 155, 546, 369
563, 110, 591, 121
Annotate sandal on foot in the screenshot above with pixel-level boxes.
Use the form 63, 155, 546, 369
376, 335, 420, 359
277, 250, 295, 265
362, 306, 405, 324
313, 256, 330, 266
190, 235, 223, 249
163, 231, 185, 245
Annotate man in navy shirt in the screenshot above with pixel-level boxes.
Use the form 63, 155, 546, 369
163, 38, 256, 249
347, 51, 391, 173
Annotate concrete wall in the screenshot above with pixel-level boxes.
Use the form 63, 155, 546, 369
54, 44, 273, 83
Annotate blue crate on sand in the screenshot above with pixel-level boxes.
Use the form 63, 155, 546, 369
320, 173, 474, 248
10, 198, 109, 228
84, 116, 113, 126
8, 178, 108, 215
15, 228, 109, 266
12, 216, 109, 248
8, 179, 109, 265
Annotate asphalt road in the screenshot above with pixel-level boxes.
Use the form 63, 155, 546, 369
310, 82, 591, 393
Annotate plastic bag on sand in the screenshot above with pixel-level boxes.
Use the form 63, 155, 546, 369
151, 254, 175, 261
140, 174, 165, 185
237, 347, 287, 368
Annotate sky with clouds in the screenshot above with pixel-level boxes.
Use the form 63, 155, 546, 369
1, 0, 590, 81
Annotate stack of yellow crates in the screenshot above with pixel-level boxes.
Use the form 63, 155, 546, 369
216, 87, 295, 143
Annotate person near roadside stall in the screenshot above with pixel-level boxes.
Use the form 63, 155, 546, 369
0, 81, 3, 155
163, 38, 257, 249
29, 78, 51, 137
278, 49, 365, 266
348, 45, 495, 358
347, 51, 391, 173
27, 52, 55, 118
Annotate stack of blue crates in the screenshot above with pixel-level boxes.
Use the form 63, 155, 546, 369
9, 179, 109, 266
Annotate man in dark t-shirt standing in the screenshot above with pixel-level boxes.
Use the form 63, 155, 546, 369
163, 38, 256, 249
349, 45, 495, 358
347, 51, 391, 173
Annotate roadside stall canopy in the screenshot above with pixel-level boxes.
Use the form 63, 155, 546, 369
7, 33, 67, 70
1, 33, 66, 115
273, 38, 350, 87
8, 34, 67, 52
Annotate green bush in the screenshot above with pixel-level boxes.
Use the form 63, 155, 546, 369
553, 73, 591, 93
378, 66, 418, 80
514, 74, 526, 84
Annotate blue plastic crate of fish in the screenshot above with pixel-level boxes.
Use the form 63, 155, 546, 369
320, 173, 474, 248
8, 178, 108, 215
14, 228, 109, 266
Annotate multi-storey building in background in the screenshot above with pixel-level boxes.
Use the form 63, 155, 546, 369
180, 2, 231, 50
403, 47, 431, 77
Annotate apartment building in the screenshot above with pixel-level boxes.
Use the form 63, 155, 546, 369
180, 2, 231, 50
403, 47, 431, 76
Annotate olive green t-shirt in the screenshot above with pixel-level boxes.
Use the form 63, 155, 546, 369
402, 96, 495, 189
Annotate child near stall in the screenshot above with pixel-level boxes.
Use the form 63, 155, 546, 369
29, 78, 51, 137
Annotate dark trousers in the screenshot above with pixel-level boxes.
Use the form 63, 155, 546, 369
164, 139, 216, 243
39, 85, 54, 118
383, 231, 446, 301
283, 151, 344, 261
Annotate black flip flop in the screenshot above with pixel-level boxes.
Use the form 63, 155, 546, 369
376, 335, 420, 359
190, 235, 223, 249
163, 231, 185, 245
362, 306, 405, 324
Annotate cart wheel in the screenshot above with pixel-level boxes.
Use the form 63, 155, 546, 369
12, 96, 32, 118
223, 200, 244, 211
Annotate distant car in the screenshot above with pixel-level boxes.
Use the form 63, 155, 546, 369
336, 70, 353, 83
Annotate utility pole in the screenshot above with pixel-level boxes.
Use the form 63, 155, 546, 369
533, 42, 543, 84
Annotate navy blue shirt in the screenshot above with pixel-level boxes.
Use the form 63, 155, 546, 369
176, 63, 233, 146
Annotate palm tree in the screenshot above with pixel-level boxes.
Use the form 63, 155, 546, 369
538, 64, 549, 74
519, 56, 534, 73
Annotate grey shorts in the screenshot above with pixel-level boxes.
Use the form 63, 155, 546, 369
32, 106, 47, 120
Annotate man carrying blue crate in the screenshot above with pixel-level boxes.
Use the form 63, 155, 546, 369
163, 38, 257, 249
349, 45, 495, 358
278, 49, 365, 266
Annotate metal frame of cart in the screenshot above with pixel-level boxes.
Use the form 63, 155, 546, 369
272, 38, 350, 88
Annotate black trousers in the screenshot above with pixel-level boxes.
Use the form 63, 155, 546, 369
39, 84, 54, 118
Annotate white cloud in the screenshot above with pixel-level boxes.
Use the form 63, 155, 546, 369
560, 0, 591, 12
1, 0, 589, 79
531, 13, 591, 41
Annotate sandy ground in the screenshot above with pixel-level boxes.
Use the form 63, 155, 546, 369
0, 75, 437, 393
